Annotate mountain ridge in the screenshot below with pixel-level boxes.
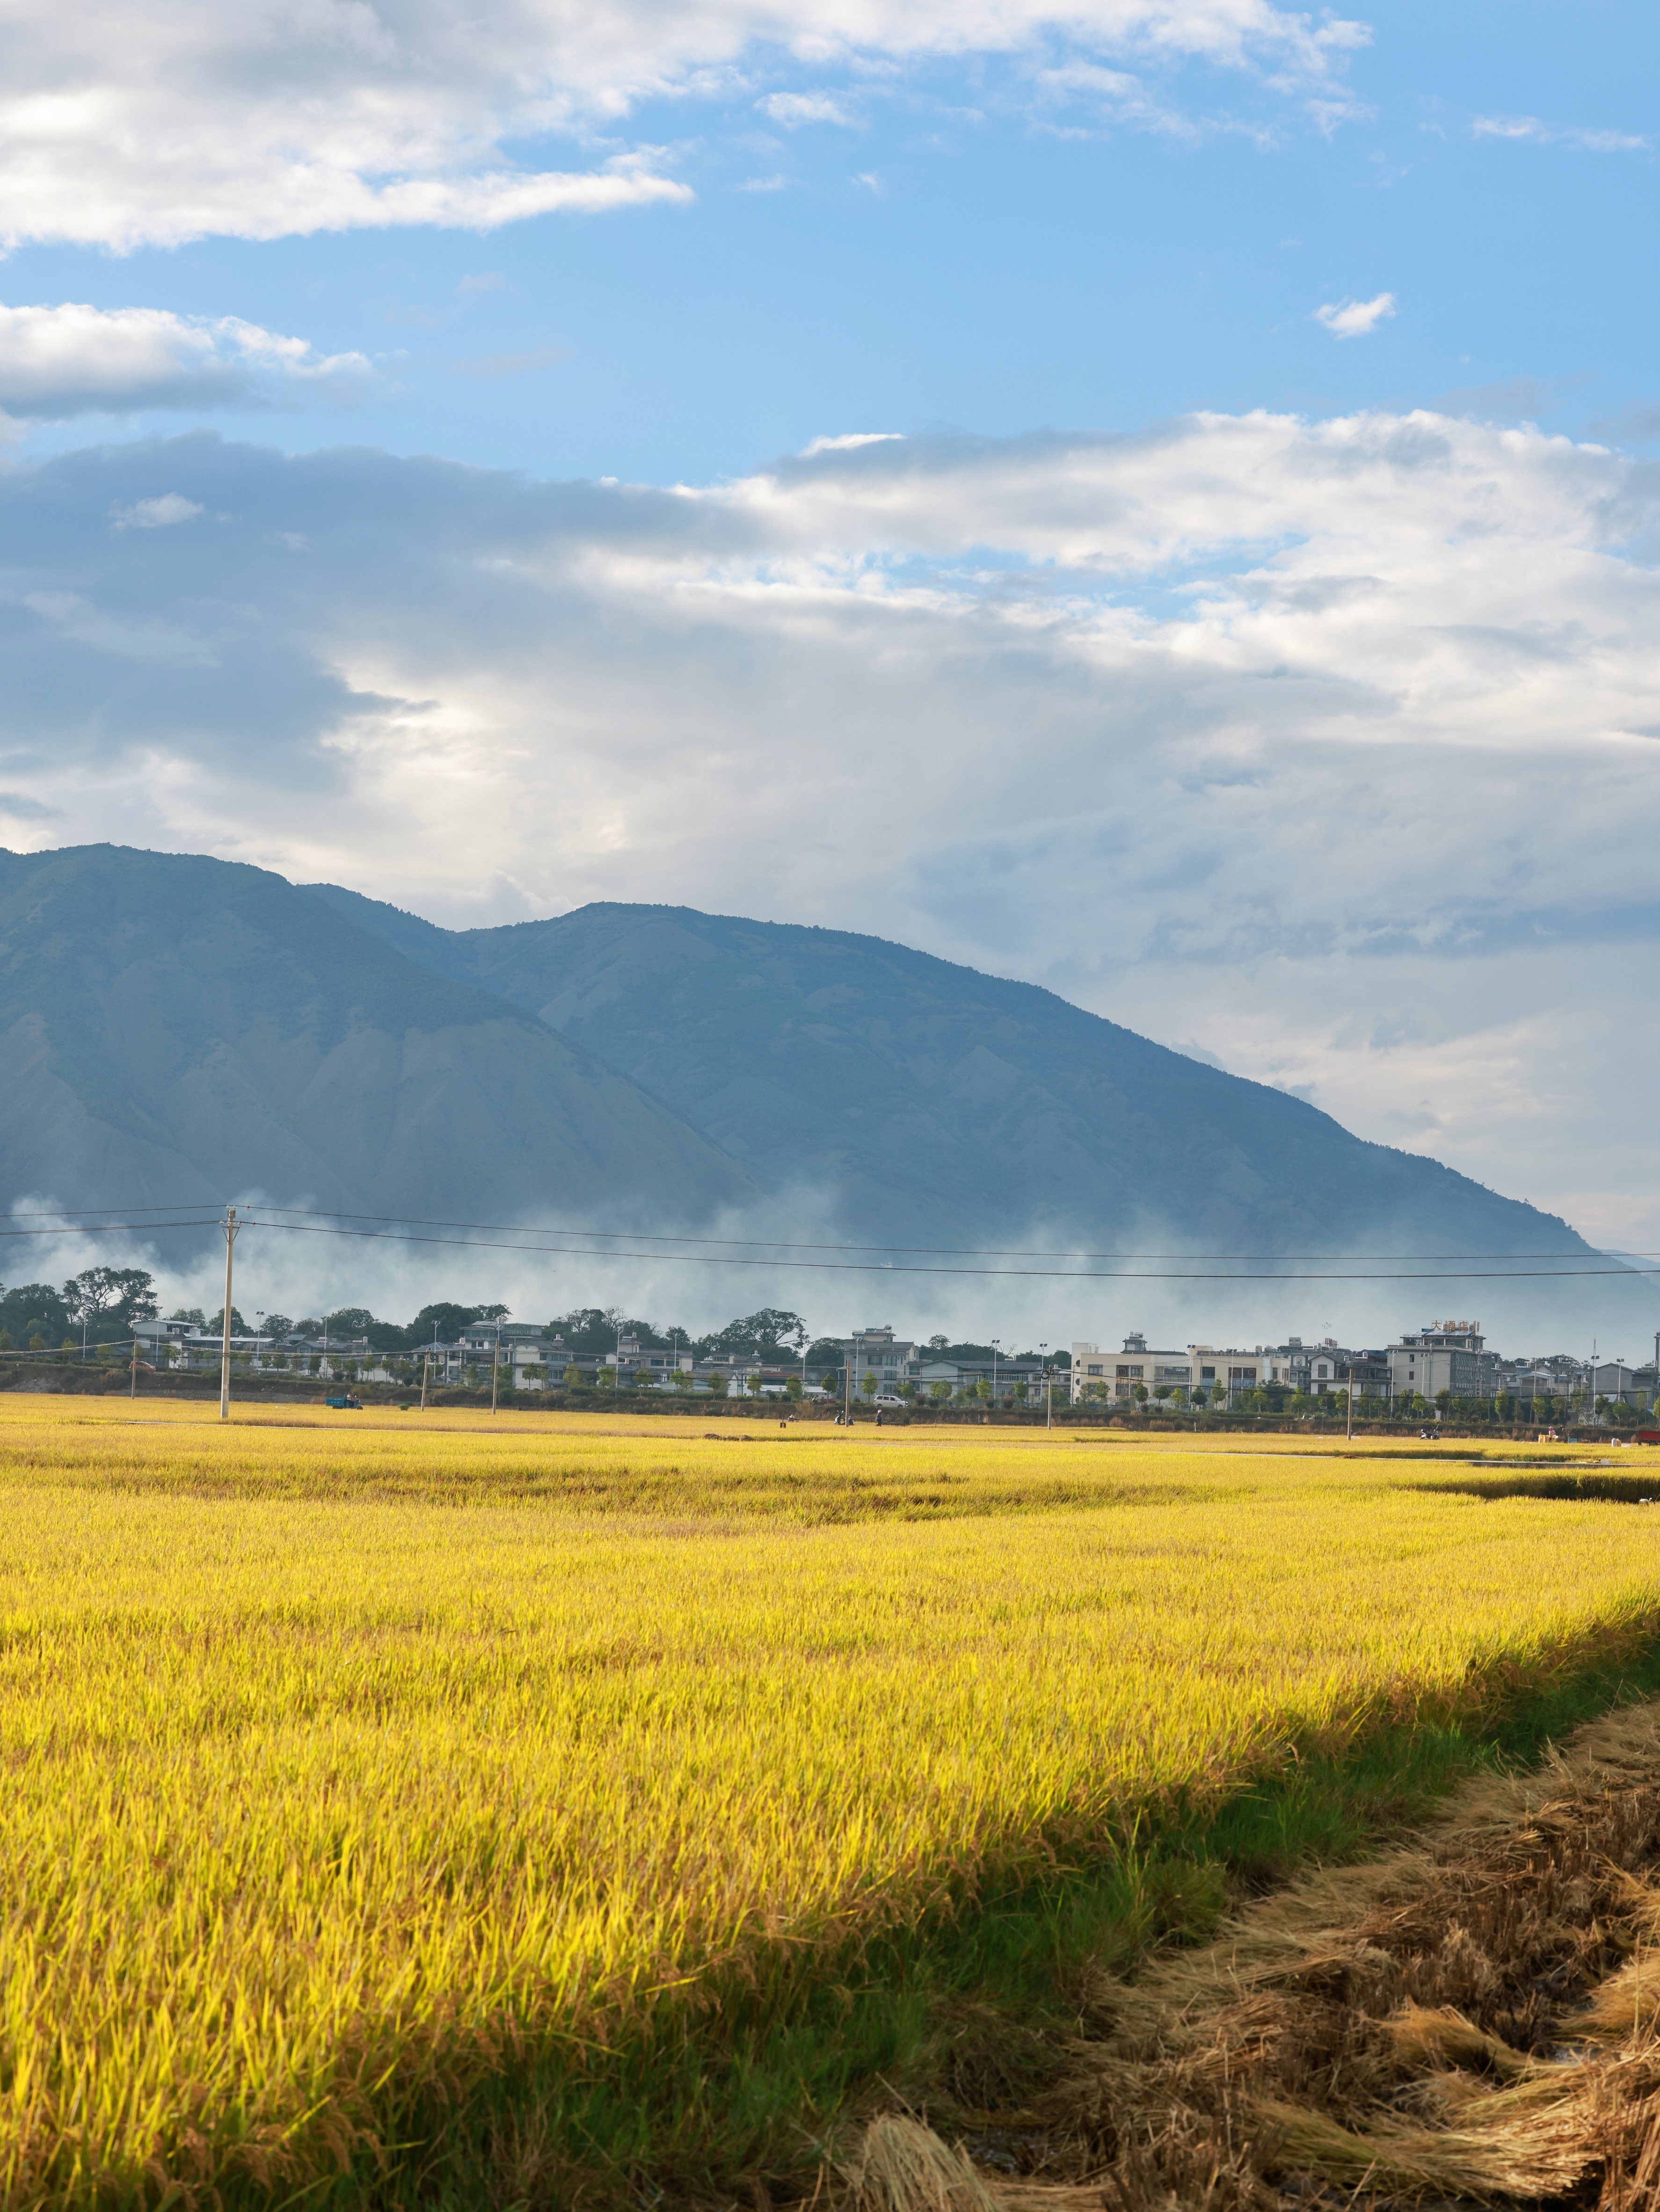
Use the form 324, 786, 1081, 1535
304, 881, 1592, 1258
0, 846, 753, 1225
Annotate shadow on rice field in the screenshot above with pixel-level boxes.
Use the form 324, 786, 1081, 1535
310, 1632, 1660, 2212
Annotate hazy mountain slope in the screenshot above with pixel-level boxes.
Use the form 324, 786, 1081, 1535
306, 888, 1592, 1256
0, 850, 751, 1223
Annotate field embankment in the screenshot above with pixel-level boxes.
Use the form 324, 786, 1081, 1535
0, 1404, 1657, 2207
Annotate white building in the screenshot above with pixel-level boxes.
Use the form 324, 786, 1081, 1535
1387, 1322, 1500, 1403
839, 1325, 921, 1391
1071, 1334, 1296, 1406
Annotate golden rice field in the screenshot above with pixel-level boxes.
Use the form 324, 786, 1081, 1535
1, 1397, 1658, 2206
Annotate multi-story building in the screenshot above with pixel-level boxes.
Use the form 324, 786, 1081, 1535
1387, 1322, 1500, 1403
1072, 1335, 1299, 1406
1071, 1333, 1195, 1404
605, 1332, 695, 1386
1590, 1359, 1658, 1410
838, 1326, 922, 1394
1283, 1339, 1391, 1400
917, 1355, 1045, 1401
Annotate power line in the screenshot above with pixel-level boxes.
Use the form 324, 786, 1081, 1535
12, 1198, 1650, 1267
0, 1219, 223, 1239
186, 1218, 1660, 1283
2, 1204, 1657, 1282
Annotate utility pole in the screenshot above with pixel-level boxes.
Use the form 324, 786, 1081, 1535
219, 1204, 240, 1422
992, 1338, 1000, 1412
844, 1342, 852, 1426
1346, 1360, 1355, 1441
421, 1352, 430, 1410
131, 1335, 138, 1398
491, 1316, 501, 1414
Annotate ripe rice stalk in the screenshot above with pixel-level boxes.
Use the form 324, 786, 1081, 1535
0, 1399, 1654, 2204
836, 2116, 999, 2212
1382, 2000, 1551, 2080
1253, 2093, 1597, 2199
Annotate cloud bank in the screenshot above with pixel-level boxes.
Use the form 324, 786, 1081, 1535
0, 0, 1366, 247
0, 407, 1657, 1249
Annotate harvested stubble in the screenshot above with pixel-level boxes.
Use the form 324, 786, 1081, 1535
0, 1397, 1654, 2206
909, 1696, 1660, 2209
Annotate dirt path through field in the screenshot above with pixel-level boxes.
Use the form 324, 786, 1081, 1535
840, 1698, 1660, 2212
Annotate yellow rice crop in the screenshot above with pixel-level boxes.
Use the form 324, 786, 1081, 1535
0, 1397, 1653, 2203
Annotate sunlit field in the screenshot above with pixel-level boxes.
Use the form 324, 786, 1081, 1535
0, 1397, 1656, 2205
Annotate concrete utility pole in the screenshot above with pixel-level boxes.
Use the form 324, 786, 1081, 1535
844, 1347, 852, 1426
491, 1316, 501, 1414
219, 1204, 240, 1422
131, 1336, 138, 1398
1346, 1361, 1355, 1441
421, 1352, 430, 1410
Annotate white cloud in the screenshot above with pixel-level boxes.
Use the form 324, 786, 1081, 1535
109, 494, 204, 530
1312, 291, 1395, 338
800, 432, 904, 454
1473, 114, 1650, 153
6, 406, 1660, 1246
758, 91, 857, 126
0, 301, 372, 419
1033, 59, 1198, 135
0, 0, 1368, 248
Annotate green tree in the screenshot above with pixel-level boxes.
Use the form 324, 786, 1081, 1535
672, 1368, 694, 1395
64, 1266, 159, 1340
785, 1373, 803, 1401
595, 1366, 616, 1394
0, 1329, 11, 1352
1013, 1380, 1028, 1404
0, 1283, 72, 1346
703, 1310, 809, 1359
861, 1372, 878, 1399
821, 1371, 839, 1393
929, 1379, 951, 1403
563, 1364, 582, 1390
707, 1372, 728, 1400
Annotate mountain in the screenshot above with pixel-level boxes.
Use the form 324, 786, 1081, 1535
0, 848, 752, 1225
304, 887, 1594, 1259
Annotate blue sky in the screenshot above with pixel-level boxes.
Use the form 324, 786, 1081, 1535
5, 0, 1654, 479
0, 0, 1658, 1280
